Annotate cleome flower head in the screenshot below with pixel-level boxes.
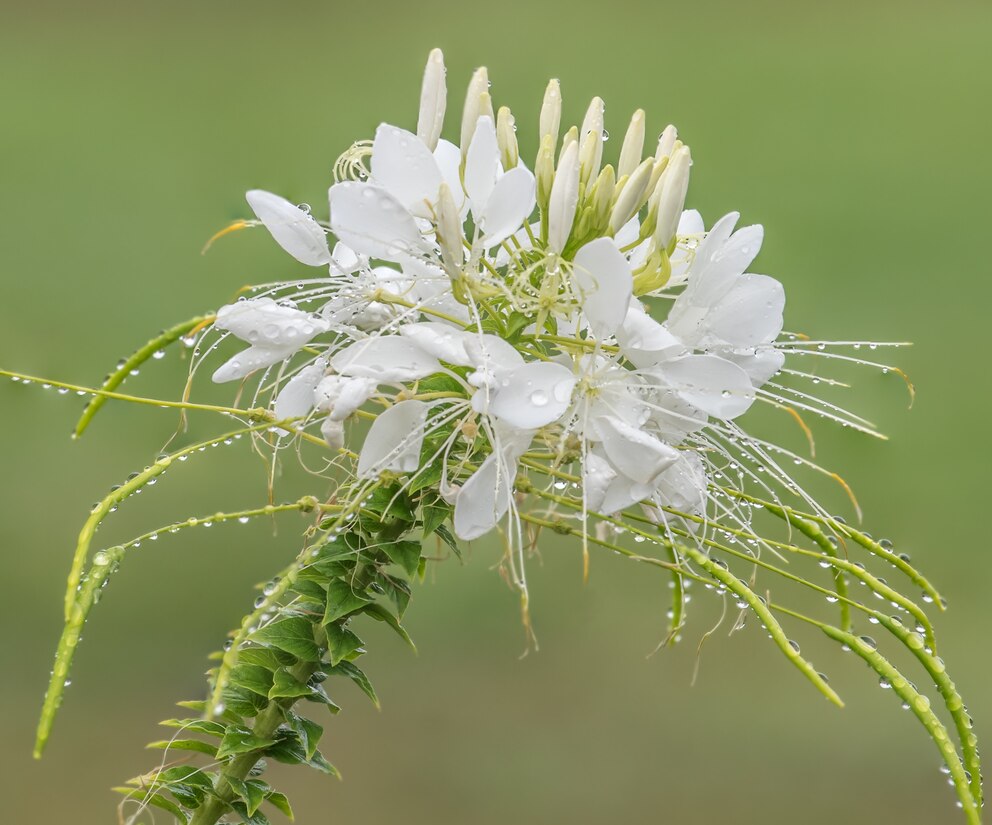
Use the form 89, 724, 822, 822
196, 47, 906, 614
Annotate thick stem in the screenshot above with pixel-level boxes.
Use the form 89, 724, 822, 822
189, 662, 317, 825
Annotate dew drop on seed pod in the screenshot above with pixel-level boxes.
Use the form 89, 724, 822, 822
553, 481, 567, 490
857, 635, 877, 650
238, 516, 250, 524
868, 616, 879, 624
254, 596, 266, 609
152, 349, 166, 360
787, 639, 800, 654
879, 678, 892, 689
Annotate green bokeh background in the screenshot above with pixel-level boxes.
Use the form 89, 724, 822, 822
2, 1, 990, 822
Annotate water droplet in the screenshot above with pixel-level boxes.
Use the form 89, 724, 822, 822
879, 678, 892, 689
529, 389, 549, 407
238, 516, 250, 524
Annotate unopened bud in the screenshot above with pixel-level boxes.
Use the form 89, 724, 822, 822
548, 140, 580, 254
417, 48, 447, 151
461, 67, 491, 161
655, 124, 678, 161
435, 182, 463, 274
617, 109, 645, 180
578, 97, 605, 188
539, 79, 562, 150
610, 157, 653, 234
535, 134, 555, 212
559, 125, 578, 161
653, 145, 691, 252
588, 164, 616, 233
496, 106, 519, 169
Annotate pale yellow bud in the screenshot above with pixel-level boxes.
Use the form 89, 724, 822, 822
655, 124, 678, 161
417, 48, 447, 151
559, 125, 578, 161
610, 157, 654, 234
435, 182, 463, 274
578, 97, 605, 187
535, 133, 555, 212
496, 106, 519, 169
653, 145, 691, 251
539, 79, 562, 149
461, 67, 491, 161
617, 109, 645, 180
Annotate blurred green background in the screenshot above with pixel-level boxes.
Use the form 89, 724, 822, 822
2, 1, 990, 822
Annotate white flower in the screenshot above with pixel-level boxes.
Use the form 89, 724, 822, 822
357, 399, 430, 477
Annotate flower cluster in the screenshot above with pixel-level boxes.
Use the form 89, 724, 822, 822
201, 48, 886, 588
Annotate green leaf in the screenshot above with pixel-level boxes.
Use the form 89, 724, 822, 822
382, 539, 422, 576
250, 617, 320, 663
231, 799, 272, 825
268, 668, 315, 700
226, 777, 268, 816
291, 578, 328, 602
159, 718, 226, 737
216, 726, 278, 760
265, 791, 295, 820
230, 664, 276, 698
416, 373, 464, 394
406, 456, 444, 493
147, 738, 219, 757
362, 603, 416, 651
266, 731, 339, 776
375, 571, 411, 617
326, 661, 379, 707
223, 684, 269, 718
238, 647, 297, 670
323, 580, 372, 625
421, 497, 452, 537
112, 787, 190, 824
434, 524, 461, 559
286, 712, 324, 760
325, 623, 364, 666
364, 484, 416, 523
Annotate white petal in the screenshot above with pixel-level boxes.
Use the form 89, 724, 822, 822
315, 375, 378, 421
399, 322, 473, 365
246, 190, 331, 267
331, 336, 441, 381
572, 238, 633, 339
273, 362, 325, 424
328, 182, 427, 261
616, 302, 685, 368
723, 347, 785, 388
595, 415, 679, 485
215, 297, 329, 348
357, 400, 429, 477
583, 451, 617, 512
321, 417, 345, 450
464, 334, 525, 373
371, 124, 444, 219
677, 209, 705, 236
330, 242, 362, 274
478, 166, 536, 248
433, 139, 466, 213
453, 453, 512, 540
488, 361, 577, 429
211, 344, 295, 383
601, 474, 654, 515
652, 354, 755, 419
704, 273, 785, 348
464, 116, 500, 219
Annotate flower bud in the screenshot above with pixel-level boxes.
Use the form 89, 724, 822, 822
548, 140, 580, 254
589, 164, 616, 233
539, 78, 562, 151
578, 97, 605, 188
653, 145, 691, 252
461, 67, 491, 162
535, 133, 555, 213
617, 109, 645, 180
435, 182, 463, 274
497, 106, 519, 170
610, 157, 653, 234
655, 124, 678, 161
417, 48, 446, 151
559, 125, 578, 161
